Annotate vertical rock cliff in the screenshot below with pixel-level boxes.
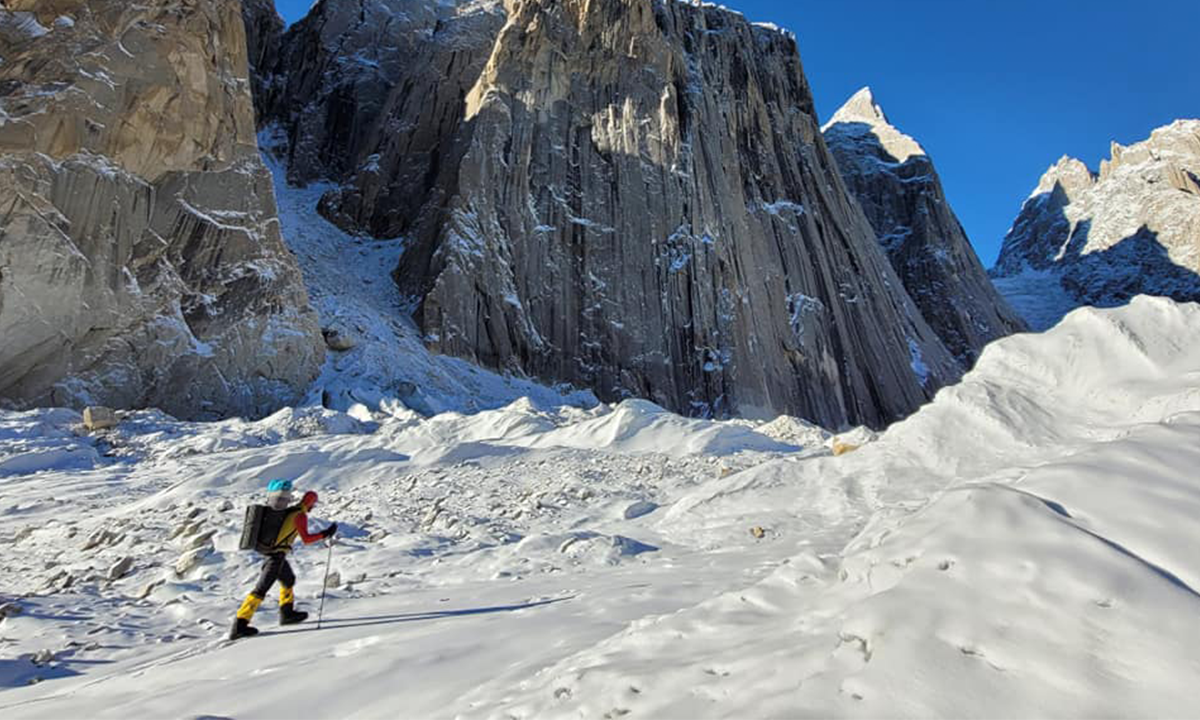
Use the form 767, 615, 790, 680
991, 120, 1200, 328
0, 0, 324, 419
256, 0, 505, 237
823, 88, 1027, 365
244, 0, 977, 428
390, 0, 960, 427
240, 0, 285, 123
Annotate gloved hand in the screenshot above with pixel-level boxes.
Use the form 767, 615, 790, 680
322, 522, 338, 539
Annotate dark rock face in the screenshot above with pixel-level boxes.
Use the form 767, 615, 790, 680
0, 0, 324, 419
273, 0, 957, 428
240, 0, 285, 123
256, 0, 505, 245
314, 4, 508, 238
823, 88, 1027, 366
245, 0, 978, 428
991, 157, 1098, 279
991, 120, 1200, 327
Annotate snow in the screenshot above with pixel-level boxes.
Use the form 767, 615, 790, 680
0, 396, 814, 709
990, 268, 1079, 331
907, 337, 930, 385
3, 147, 1199, 715
759, 199, 806, 216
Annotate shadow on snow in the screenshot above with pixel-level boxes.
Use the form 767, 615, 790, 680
261, 596, 573, 636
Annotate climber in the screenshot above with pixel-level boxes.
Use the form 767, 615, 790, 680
230, 480, 338, 640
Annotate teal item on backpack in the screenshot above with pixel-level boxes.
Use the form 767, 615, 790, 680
267, 479, 293, 492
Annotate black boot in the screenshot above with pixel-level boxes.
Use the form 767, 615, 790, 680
229, 617, 259, 640
280, 602, 309, 626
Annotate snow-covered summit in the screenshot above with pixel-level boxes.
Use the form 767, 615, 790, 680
823, 86, 886, 126
992, 119, 1200, 330
823, 86, 926, 163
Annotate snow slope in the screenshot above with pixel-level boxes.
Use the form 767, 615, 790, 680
2, 296, 1198, 717
989, 268, 1080, 332
498, 295, 1200, 718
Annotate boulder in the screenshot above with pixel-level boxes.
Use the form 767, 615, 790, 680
322, 327, 357, 352
831, 440, 860, 457
184, 529, 218, 551
174, 546, 213, 577
610, 536, 659, 559
82, 528, 123, 551
82, 407, 118, 432
30, 649, 55, 667
623, 501, 659, 521
107, 556, 134, 581
136, 579, 165, 600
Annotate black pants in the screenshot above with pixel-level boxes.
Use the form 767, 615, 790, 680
251, 553, 295, 598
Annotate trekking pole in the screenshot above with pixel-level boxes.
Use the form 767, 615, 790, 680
317, 537, 334, 630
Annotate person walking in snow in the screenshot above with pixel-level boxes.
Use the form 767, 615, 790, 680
231, 480, 338, 640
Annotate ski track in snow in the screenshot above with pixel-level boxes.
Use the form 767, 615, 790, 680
1, 143, 1199, 717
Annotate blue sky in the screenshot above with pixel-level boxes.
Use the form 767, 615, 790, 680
273, 0, 1199, 265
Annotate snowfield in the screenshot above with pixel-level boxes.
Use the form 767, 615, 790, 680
3, 145, 1199, 717
1, 296, 1198, 718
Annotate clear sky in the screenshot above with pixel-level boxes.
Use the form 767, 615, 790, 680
272, 0, 1199, 265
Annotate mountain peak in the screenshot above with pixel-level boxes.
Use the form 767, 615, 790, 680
1031, 155, 1096, 199
820, 88, 1027, 363
827, 86, 887, 126
823, 87, 925, 163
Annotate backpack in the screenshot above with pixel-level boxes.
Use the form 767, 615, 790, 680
239, 504, 289, 554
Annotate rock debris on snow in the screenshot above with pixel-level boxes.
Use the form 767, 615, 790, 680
82, 407, 119, 432
106, 557, 134, 581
